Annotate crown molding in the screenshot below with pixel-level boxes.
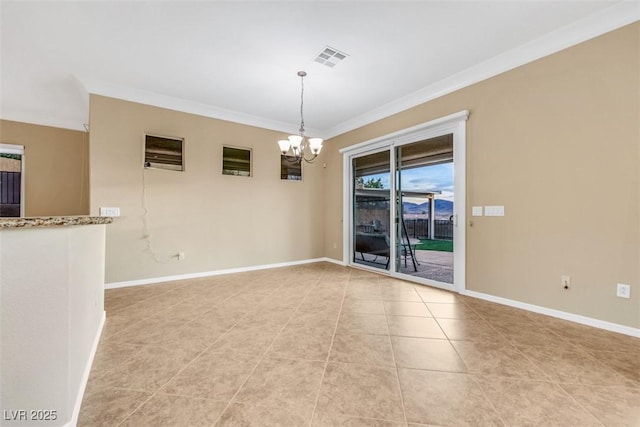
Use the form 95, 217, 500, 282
0, 110, 87, 132
323, 1, 640, 139
77, 76, 319, 136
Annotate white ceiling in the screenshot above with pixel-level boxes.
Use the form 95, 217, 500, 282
1, 1, 637, 138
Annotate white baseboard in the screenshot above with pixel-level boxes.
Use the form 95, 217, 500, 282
462, 290, 640, 338
106, 258, 339, 289
321, 257, 346, 266
65, 311, 106, 427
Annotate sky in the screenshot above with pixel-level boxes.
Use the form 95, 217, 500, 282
361, 162, 454, 203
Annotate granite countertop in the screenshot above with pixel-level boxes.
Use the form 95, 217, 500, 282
0, 216, 114, 229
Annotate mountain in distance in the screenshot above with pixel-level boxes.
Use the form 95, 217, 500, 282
403, 200, 453, 218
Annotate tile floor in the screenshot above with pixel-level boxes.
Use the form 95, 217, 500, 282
79, 263, 640, 426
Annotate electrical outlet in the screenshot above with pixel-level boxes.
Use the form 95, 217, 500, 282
616, 283, 630, 299
333, 242, 337, 249
177, 252, 185, 261
561, 275, 571, 290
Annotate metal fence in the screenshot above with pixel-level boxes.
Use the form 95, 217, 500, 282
403, 218, 453, 240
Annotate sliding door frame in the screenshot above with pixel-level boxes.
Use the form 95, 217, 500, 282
341, 110, 468, 292
348, 145, 397, 273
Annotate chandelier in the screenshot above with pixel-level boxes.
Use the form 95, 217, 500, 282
277, 71, 323, 163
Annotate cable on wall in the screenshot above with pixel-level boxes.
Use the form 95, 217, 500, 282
141, 167, 171, 264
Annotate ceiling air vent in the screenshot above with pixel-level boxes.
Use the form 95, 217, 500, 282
313, 46, 348, 68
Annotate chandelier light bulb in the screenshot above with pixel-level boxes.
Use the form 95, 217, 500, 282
308, 137, 323, 154
277, 140, 291, 155
288, 135, 303, 149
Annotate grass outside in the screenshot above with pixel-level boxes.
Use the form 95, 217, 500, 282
415, 239, 453, 252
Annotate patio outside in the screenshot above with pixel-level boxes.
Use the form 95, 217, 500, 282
353, 143, 454, 283
355, 215, 454, 284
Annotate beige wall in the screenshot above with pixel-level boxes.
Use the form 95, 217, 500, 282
323, 23, 639, 328
0, 119, 89, 216
89, 95, 325, 283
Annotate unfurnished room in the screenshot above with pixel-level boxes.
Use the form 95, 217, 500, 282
0, 1, 638, 426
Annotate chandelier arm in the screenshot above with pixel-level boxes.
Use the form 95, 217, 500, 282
282, 153, 318, 164
300, 151, 318, 163
282, 152, 302, 163
303, 155, 318, 163
281, 147, 318, 164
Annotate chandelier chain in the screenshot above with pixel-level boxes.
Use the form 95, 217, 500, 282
299, 73, 305, 134
276, 70, 322, 164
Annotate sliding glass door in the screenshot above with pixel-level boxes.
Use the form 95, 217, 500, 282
343, 110, 467, 291
352, 150, 391, 271
395, 136, 454, 284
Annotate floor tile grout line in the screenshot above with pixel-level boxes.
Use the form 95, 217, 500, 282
83, 343, 148, 385
103, 285, 249, 370
112, 282, 288, 427
433, 303, 562, 385
419, 288, 538, 426
109, 283, 201, 311
105, 285, 183, 312
504, 337, 559, 385
512, 335, 633, 394
459, 302, 609, 427
307, 270, 354, 427
469, 372, 606, 427
382, 280, 410, 427
466, 373, 509, 427
553, 383, 608, 427
210, 267, 331, 426
105, 284, 243, 346
488, 310, 624, 383
90, 292, 240, 386
134, 389, 229, 403
105, 298, 193, 339
82, 267, 321, 424
438, 318, 471, 378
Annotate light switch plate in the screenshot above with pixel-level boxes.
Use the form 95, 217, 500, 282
472, 206, 483, 216
484, 205, 505, 217
99, 207, 120, 217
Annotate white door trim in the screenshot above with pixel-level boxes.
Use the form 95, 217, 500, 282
342, 110, 468, 291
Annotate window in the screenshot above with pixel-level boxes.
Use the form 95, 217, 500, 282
0, 144, 25, 217
222, 146, 252, 177
144, 134, 184, 171
280, 156, 302, 180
